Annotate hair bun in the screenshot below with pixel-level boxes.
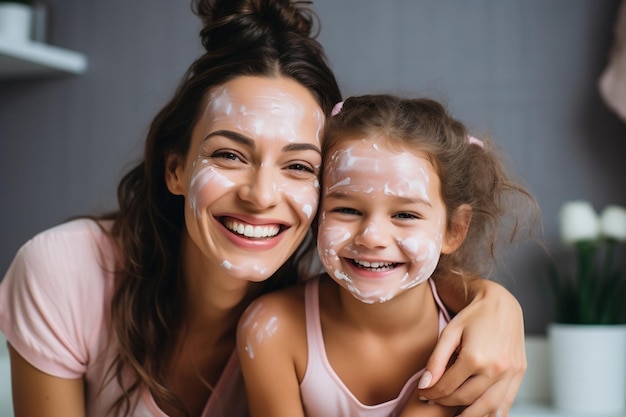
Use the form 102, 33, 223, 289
193, 0, 316, 52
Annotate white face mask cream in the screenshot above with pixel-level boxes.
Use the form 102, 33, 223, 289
318, 139, 447, 303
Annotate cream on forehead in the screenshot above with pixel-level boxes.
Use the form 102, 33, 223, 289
207, 84, 323, 144
325, 146, 431, 200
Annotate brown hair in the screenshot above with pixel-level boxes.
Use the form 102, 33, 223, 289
322, 94, 538, 279
100, 0, 341, 415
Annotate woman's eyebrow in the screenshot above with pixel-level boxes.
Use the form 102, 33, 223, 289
283, 143, 321, 155
203, 130, 254, 147
203, 129, 321, 155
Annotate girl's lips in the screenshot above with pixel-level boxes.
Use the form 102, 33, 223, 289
344, 257, 402, 278
351, 259, 398, 270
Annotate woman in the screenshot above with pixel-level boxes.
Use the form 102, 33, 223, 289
0, 1, 525, 416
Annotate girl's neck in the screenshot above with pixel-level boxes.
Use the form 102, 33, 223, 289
323, 275, 438, 335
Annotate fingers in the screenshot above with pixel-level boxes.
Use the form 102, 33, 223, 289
454, 376, 512, 417
420, 355, 492, 405
418, 317, 464, 389
418, 343, 525, 410
422, 358, 524, 417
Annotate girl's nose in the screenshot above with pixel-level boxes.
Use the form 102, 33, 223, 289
353, 219, 390, 249
238, 166, 281, 210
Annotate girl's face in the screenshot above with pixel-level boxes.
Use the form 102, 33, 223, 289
166, 76, 325, 282
318, 138, 458, 304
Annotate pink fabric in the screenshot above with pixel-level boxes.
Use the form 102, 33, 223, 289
0, 219, 247, 417
299, 277, 450, 417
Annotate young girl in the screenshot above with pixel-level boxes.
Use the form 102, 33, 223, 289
237, 95, 537, 417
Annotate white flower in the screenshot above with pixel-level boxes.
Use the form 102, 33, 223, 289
600, 205, 626, 242
559, 201, 600, 245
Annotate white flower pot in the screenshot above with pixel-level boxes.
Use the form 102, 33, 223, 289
0, 2, 33, 43
548, 323, 626, 414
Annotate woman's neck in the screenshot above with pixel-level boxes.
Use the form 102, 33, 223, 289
179, 232, 263, 340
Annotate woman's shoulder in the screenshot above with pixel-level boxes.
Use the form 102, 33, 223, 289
27, 217, 114, 247
3, 216, 118, 303
0, 218, 118, 378
18, 218, 117, 267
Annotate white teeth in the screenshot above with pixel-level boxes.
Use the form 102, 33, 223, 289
225, 219, 280, 238
353, 259, 395, 269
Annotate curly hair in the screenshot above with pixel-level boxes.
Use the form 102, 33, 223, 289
322, 94, 539, 280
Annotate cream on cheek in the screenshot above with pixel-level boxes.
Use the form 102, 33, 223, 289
189, 158, 235, 218
318, 215, 353, 274
396, 225, 442, 289
284, 177, 320, 220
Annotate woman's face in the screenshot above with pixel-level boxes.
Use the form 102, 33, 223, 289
166, 76, 325, 282
317, 138, 458, 304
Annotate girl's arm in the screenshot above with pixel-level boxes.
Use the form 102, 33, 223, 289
237, 295, 306, 417
9, 345, 86, 417
418, 275, 526, 417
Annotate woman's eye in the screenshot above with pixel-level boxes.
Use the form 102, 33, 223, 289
287, 162, 315, 174
212, 151, 241, 161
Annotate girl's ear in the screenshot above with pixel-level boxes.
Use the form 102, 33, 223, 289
165, 153, 186, 196
441, 204, 472, 254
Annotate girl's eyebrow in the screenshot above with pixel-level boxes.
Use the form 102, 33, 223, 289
325, 190, 432, 207
203, 129, 321, 155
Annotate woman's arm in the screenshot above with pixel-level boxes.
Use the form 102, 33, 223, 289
418, 275, 526, 417
9, 345, 86, 417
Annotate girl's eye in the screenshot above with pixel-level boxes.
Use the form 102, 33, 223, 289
394, 212, 419, 220
333, 207, 361, 215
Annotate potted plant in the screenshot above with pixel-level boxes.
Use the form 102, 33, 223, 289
547, 200, 626, 414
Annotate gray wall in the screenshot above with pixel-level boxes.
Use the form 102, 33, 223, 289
1, 0, 625, 334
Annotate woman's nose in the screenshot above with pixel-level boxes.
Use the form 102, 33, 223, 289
354, 219, 390, 249
238, 166, 281, 210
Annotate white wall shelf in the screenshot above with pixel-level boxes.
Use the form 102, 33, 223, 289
0, 38, 87, 78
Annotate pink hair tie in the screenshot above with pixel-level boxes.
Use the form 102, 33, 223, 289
467, 135, 484, 148
331, 101, 344, 116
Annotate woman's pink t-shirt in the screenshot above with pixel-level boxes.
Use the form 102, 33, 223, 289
0, 219, 247, 416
